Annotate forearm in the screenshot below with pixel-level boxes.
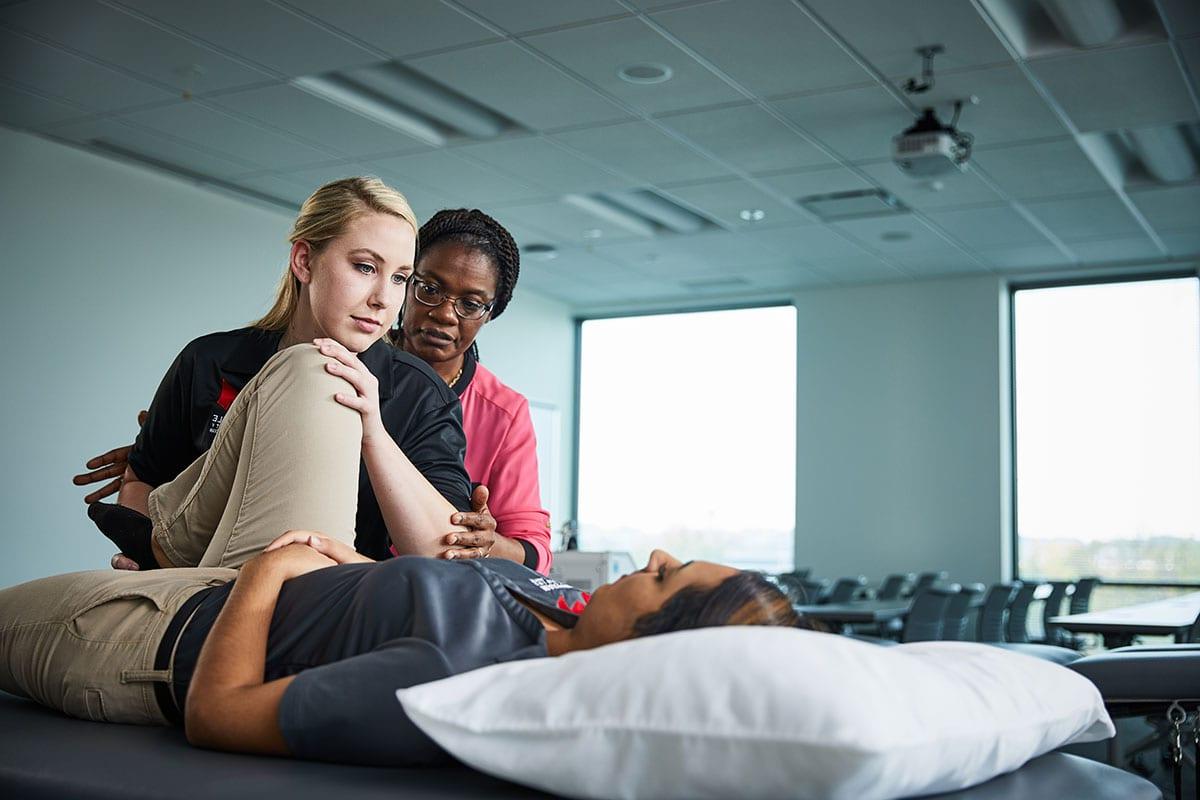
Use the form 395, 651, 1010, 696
487, 533, 527, 564
185, 560, 295, 754
116, 466, 152, 515
362, 434, 466, 556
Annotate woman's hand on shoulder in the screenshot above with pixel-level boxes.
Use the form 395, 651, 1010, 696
313, 338, 387, 444
264, 529, 375, 565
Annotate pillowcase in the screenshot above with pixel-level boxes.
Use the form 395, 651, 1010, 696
397, 628, 1112, 800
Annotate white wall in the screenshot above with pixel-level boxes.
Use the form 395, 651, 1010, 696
792, 275, 1010, 586
0, 126, 577, 588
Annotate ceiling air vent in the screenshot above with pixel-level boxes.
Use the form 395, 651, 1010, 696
681, 276, 751, 291
293, 62, 516, 147
563, 190, 714, 237
796, 188, 907, 221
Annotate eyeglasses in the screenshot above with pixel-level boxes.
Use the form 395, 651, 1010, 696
408, 276, 494, 321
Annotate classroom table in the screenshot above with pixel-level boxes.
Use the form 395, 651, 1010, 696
792, 600, 910, 626
1050, 591, 1200, 649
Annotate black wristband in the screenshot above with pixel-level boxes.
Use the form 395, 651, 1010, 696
518, 539, 538, 569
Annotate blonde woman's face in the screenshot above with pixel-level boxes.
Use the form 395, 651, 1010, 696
292, 212, 416, 353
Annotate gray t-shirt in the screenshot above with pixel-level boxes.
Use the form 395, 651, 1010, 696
171, 557, 589, 765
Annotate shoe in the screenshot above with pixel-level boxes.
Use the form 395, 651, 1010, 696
87, 502, 159, 570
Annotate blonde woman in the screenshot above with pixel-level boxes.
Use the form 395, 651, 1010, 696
86, 177, 473, 572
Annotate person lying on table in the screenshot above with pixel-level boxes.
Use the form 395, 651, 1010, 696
0, 541, 806, 766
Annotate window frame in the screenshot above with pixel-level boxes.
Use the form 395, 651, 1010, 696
1007, 268, 1200, 588
570, 300, 798, 561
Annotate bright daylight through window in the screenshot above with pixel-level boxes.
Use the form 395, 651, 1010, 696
1013, 276, 1200, 584
576, 306, 796, 572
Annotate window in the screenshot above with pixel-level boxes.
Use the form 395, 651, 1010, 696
1012, 275, 1200, 586
575, 306, 796, 572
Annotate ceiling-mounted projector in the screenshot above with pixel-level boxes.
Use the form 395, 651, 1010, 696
892, 106, 973, 177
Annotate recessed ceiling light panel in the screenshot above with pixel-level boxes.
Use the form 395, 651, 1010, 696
739, 208, 766, 222
524, 243, 558, 261
618, 63, 673, 84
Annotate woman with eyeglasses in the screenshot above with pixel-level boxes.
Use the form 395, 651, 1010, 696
388, 209, 551, 573
78, 204, 550, 573
81, 177, 478, 572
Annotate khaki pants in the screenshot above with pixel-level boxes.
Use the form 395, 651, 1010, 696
150, 342, 362, 568
0, 568, 235, 724
0, 344, 363, 724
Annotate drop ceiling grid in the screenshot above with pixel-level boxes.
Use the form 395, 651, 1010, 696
0, 0, 1194, 307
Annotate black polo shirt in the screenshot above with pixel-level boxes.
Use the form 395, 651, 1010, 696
128, 327, 472, 559
165, 557, 590, 765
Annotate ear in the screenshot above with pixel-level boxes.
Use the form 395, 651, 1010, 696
289, 240, 314, 285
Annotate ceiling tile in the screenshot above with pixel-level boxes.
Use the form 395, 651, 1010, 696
924, 203, 1052, 249
550, 120, 730, 184
1024, 193, 1145, 242
0, 80, 88, 128
916, 64, 1069, 148
123, 101, 335, 169
0, 0, 272, 93
283, 0, 497, 59
975, 244, 1074, 271
744, 264, 830, 290
457, 0, 628, 34
755, 164, 874, 201
1179, 37, 1200, 90
853, 159, 1002, 211
226, 173, 312, 206
652, 0, 871, 97
971, 138, 1109, 200
659, 177, 811, 229
115, 0, 381, 76
771, 84, 910, 162
1159, 1, 1200, 37
1128, 183, 1200, 231
408, 40, 631, 132
524, 16, 742, 116
890, 249, 990, 278
451, 136, 628, 195
47, 116, 258, 177
210, 84, 432, 158
1161, 228, 1200, 257
657, 103, 835, 173
1069, 234, 1165, 264
1028, 42, 1198, 132
367, 149, 549, 206
833, 213, 959, 254
747, 222, 878, 261
0, 27, 174, 115
813, 255, 907, 283
805, 0, 1010, 74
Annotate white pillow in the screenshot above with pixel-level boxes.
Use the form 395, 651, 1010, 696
397, 628, 1112, 800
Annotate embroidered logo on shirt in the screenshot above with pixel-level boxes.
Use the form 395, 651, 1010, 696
529, 576, 573, 592
208, 379, 240, 435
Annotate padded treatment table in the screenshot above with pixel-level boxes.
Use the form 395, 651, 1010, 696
0, 691, 1159, 799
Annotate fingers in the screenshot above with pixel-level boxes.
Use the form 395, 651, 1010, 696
82, 446, 134, 472
264, 529, 321, 552
448, 512, 495, 531
111, 553, 140, 571
82, 478, 122, 504
443, 546, 489, 560
73, 462, 125, 485
444, 531, 494, 549
470, 484, 490, 513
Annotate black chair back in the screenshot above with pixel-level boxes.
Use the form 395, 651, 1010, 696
1069, 577, 1100, 614
942, 583, 985, 641
912, 571, 949, 595
876, 573, 913, 601
902, 586, 959, 643
1005, 582, 1040, 644
827, 576, 867, 604
977, 582, 1021, 642
1040, 581, 1073, 645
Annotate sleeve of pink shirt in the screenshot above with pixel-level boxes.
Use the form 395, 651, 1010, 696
470, 395, 553, 574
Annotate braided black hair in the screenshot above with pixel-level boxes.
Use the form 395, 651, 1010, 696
417, 208, 520, 321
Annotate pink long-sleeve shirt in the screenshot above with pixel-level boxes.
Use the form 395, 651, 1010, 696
460, 362, 552, 574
